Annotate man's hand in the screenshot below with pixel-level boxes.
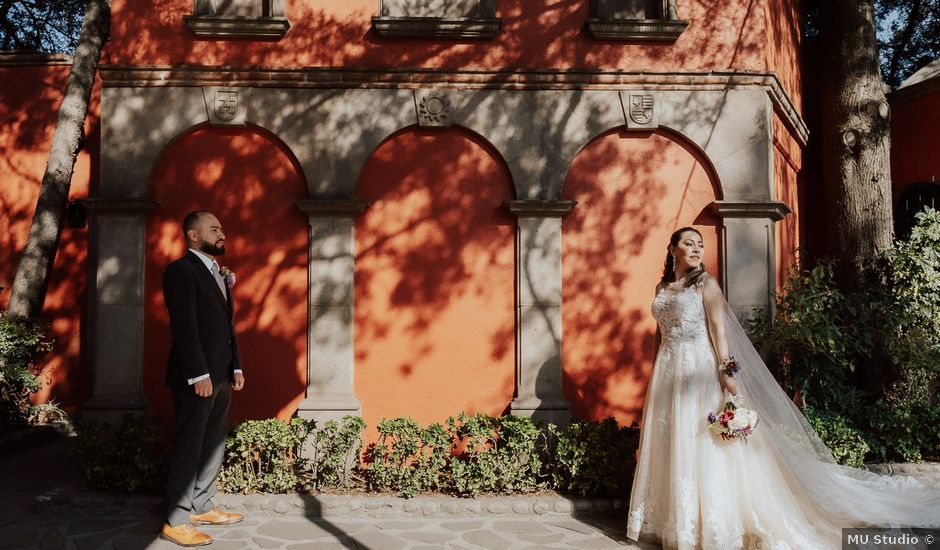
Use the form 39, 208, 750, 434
194, 378, 213, 397
232, 372, 245, 391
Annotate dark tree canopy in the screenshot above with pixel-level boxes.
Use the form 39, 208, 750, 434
876, 0, 940, 88
0, 0, 86, 53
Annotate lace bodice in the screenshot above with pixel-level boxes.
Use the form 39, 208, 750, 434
651, 283, 708, 342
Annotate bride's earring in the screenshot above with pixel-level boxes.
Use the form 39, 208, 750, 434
671, 255, 676, 271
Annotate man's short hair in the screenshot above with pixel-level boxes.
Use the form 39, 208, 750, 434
183, 210, 210, 237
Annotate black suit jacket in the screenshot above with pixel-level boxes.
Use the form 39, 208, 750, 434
163, 251, 241, 388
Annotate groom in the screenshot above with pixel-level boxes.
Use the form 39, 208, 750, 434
161, 210, 246, 547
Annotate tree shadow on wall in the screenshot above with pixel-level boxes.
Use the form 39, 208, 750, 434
353, 126, 517, 434
143, 124, 308, 426
106, 0, 768, 77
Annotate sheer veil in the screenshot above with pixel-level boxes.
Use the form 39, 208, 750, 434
720, 297, 940, 529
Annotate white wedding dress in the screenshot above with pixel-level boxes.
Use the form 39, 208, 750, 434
626, 276, 940, 550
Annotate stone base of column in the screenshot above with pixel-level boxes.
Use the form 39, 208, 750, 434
296, 395, 362, 459
296, 395, 362, 426
510, 397, 571, 427
81, 394, 149, 423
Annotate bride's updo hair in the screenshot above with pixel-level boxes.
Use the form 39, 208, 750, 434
660, 226, 708, 288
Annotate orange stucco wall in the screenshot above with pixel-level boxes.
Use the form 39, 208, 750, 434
106, 0, 774, 73
764, 0, 803, 113
561, 129, 721, 426
354, 128, 516, 439
143, 126, 309, 425
774, 115, 802, 287
0, 59, 97, 413
891, 90, 940, 195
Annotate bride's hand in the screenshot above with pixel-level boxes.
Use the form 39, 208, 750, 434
720, 372, 738, 396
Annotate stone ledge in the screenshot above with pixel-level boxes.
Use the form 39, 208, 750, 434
372, 16, 500, 39
184, 15, 290, 39
584, 18, 688, 41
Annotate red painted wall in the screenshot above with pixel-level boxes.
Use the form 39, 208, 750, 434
0, 57, 98, 413
562, 129, 721, 425
891, 90, 940, 195
355, 128, 516, 439
106, 0, 772, 73
144, 126, 309, 425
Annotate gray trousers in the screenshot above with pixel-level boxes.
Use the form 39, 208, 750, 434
165, 381, 231, 526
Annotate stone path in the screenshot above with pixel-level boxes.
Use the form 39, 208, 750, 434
0, 512, 660, 549
0, 437, 658, 549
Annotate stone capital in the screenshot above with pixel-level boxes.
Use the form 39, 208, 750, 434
709, 200, 791, 221
504, 200, 577, 218
295, 199, 369, 219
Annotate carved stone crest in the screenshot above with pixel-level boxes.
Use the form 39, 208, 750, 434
417, 92, 451, 127
621, 92, 657, 129
215, 90, 239, 121
203, 86, 252, 127
629, 94, 654, 125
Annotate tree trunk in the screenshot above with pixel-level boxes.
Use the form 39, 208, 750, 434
6, 0, 110, 321
818, 0, 894, 289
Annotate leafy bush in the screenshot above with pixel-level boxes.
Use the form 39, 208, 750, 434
803, 407, 869, 468
220, 417, 314, 493
547, 418, 640, 497
0, 313, 53, 434
73, 414, 167, 493
365, 417, 451, 497
448, 413, 544, 496
755, 208, 940, 464
307, 415, 366, 490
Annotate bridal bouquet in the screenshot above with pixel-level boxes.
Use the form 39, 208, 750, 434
707, 396, 759, 443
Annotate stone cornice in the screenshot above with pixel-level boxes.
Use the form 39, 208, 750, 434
0, 51, 72, 66
82, 198, 160, 214
97, 66, 809, 145
295, 199, 369, 217
505, 200, 577, 217
709, 200, 792, 221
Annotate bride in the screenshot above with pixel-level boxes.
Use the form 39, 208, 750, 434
626, 227, 940, 549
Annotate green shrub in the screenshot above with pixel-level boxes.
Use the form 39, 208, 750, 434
754, 208, 940, 465
220, 417, 314, 494
547, 418, 640, 497
0, 313, 53, 434
448, 413, 544, 496
307, 415, 366, 490
803, 407, 869, 468
366, 417, 451, 497
73, 414, 167, 493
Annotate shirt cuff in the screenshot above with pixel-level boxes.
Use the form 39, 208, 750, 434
233, 369, 242, 374
187, 373, 210, 385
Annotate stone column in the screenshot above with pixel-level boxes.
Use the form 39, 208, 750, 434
82, 198, 158, 421
710, 201, 792, 321
295, 200, 367, 426
505, 200, 576, 426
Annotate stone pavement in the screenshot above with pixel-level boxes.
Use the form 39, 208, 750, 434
0, 435, 658, 550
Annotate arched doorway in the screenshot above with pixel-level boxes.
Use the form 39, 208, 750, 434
562, 128, 721, 424
144, 125, 308, 424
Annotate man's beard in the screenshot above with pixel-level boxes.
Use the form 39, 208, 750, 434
199, 238, 225, 256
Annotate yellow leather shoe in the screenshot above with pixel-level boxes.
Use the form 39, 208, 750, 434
160, 523, 213, 547
189, 507, 244, 526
